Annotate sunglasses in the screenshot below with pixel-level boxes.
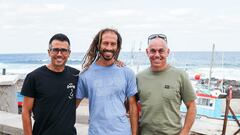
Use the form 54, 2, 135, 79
148, 34, 167, 44
49, 48, 70, 54
149, 48, 166, 55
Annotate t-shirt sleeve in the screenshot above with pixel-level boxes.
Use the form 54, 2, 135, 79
21, 73, 36, 98
180, 71, 197, 103
126, 68, 137, 98
76, 75, 88, 99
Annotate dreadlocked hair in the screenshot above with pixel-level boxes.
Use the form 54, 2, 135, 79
81, 28, 122, 71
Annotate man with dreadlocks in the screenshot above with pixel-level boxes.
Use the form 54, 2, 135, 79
76, 28, 138, 135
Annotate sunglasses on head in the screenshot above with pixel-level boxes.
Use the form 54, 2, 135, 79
148, 34, 167, 44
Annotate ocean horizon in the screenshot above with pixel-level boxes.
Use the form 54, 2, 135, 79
1, 51, 240, 80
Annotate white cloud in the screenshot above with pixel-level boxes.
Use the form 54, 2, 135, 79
170, 8, 191, 16
16, 3, 65, 13
1, 25, 15, 29
0, 0, 240, 53
106, 9, 142, 17
44, 4, 65, 11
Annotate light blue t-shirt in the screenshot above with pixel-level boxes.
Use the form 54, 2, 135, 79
76, 63, 137, 135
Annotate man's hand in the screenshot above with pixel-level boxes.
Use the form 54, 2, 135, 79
114, 60, 125, 67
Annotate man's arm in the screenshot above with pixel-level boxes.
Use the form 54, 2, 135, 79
22, 96, 34, 135
128, 96, 138, 135
76, 99, 83, 108
180, 100, 196, 135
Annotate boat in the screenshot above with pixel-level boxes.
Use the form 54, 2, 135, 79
17, 92, 23, 114
181, 88, 240, 134
180, 44, 240, 134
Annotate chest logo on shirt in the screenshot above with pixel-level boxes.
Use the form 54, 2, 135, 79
164, 85, 170, 89
67, 83, 75, 99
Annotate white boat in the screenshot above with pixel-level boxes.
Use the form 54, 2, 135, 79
181, 44, 240, 134
181, 90, 240, 135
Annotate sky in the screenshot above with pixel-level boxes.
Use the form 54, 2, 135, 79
0, 0, 240, 54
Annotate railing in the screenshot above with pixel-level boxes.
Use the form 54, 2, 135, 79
222, 86, 240, 135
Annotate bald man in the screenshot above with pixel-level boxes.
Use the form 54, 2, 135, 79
137, 34, 196, 135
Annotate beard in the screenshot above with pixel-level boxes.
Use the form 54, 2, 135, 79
99, 49, 116, 61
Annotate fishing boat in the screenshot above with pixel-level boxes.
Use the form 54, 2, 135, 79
17, 92, 23, 114
180, 44, 240, 134
181, 87, 240, 134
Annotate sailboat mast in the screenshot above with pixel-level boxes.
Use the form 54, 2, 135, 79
208, 44, 215, 90
221, 52, 225, 93
137, 42, 142, 73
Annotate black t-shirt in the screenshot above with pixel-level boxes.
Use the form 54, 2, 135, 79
21, 65, 80, 135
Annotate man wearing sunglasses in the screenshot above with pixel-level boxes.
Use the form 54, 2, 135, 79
21, 33, 79, 135
137, 34, 196, 135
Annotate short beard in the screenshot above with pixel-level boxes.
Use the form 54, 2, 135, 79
99, 49, 116, 61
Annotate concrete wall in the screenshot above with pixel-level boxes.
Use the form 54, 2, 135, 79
0, 75, 19, 113
0, 110, 89, 135
0, 132, 11, 135
0, 111, 23, 135
0, 85, 18, 113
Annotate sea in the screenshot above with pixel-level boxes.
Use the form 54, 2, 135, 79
0, 51, 240, 80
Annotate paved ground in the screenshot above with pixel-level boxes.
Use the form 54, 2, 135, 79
76, 123, 88, 135
0, 104, 90, 135
76, 104, 89, 135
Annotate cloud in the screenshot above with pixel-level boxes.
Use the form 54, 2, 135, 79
16, 3, 66, 13
1, 25, 15, 30
106, 9, 142, 17
170, 8, 191, 16
1, 0, 240, 53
